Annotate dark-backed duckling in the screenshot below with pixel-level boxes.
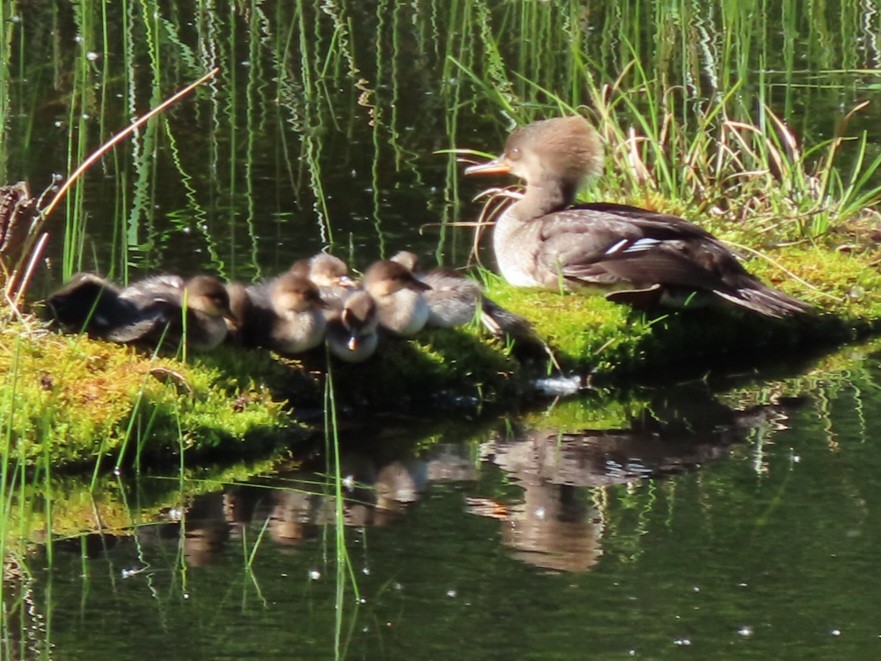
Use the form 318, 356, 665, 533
46, 273, 133, 338
110, 274, 236, 351
465, 116, 811, 317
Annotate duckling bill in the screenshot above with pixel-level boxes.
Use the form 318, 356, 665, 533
465, 115, 812, 318
326, 290, 379, 363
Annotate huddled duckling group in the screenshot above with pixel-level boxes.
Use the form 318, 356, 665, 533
47, 114, 813, 364
47, 252, 535, 364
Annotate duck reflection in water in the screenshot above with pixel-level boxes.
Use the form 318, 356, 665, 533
468, 390, 795, 573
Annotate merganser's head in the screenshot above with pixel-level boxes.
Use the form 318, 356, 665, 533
466, 116, 604, 190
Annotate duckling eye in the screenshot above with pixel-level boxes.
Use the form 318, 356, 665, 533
508, 147, 522, 161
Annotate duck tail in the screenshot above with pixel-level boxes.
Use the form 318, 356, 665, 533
716, 280, 813, 318
481, 298, 561, 368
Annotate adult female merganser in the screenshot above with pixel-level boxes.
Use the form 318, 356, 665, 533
361, 260, 431, 336
465, 116, 811, 317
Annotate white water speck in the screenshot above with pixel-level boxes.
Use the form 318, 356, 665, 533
673, 638, 691, 646
738, 626, 753, 637
532, 374, 582, 396
830, 628, 841, 637
86, 52, 99, 61
362, 567, 370, 575
309, 569, 321, 580
693, 586, 700, 592
446, 589, 457, 598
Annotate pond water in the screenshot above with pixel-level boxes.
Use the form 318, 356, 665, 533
8, 339, 881, 659
5, 1, 881, 659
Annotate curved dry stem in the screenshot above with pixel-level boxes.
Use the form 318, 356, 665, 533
5, 68, 220, 304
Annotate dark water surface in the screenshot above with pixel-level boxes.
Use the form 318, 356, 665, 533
6, 1, 881, 659
6, 340, 881, 659
5, 0, 881, 288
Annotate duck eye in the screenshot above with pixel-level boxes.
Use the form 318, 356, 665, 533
508, 146, 522, 160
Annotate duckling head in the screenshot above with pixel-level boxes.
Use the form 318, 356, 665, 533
271, 273, 326, 318
362, 260, 431, 298
184, 275, 237, 324
291, 253, 355, 288
340, 291, 379, 350
390, 251, 420, 273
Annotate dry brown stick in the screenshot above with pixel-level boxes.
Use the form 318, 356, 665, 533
5, 67, 220, 303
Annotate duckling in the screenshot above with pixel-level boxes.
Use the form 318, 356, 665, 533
109, 274, 236, 351
290, 253, 356, 309
390, 250, 550, 353
245, 273, 328, 355
360, 260, 431, 336
46, 273, 136, 338
224, 282, 253, 345
326, 290, 380, 363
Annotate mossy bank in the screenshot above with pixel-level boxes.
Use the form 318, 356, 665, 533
5, 232, 881, 473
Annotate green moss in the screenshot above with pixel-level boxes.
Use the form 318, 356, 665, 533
0, 320, 301, 468
5, 232, 881, 473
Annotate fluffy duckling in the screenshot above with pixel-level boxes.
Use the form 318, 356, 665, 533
326, 290, 380, 363
224, 282, 253, 345
290, 253, 356, 309
390, 250, 549, 347
46, 273, 134, 339
110, 274, 236, 351
245, 273, 328, 355
360, 259, 431, 336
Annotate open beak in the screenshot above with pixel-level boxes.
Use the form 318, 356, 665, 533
464, 155, 511, 176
